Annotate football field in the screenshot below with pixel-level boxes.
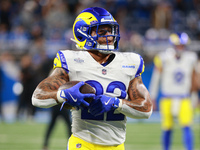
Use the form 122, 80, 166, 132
0, 120, 199, 150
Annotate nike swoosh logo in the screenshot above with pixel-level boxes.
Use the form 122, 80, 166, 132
105, 98, 111, 105
68, 92, 77, 102
54, 63, 57, 66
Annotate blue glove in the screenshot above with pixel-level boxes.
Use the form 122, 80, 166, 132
88, 95, 120, 116
59, 81, 95, 109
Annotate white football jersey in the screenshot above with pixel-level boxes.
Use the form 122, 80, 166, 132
156, 49, 197, 98
53, 50, 144, 145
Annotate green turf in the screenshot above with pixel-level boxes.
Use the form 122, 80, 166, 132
0, 120, 199, 150
125, 123, 200, 150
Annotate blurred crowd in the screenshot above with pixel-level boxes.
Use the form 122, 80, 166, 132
0, 0, 200, 122
1, 0, 200, 56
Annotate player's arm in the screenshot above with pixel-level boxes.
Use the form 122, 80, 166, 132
118, 76, 153, 119
32, 68, 69, 108
32, 67, 95, 108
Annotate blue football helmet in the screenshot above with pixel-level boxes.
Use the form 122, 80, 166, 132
169, 32, 190, 45
71, 7, 120, 53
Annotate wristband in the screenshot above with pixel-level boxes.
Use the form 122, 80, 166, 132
116, 99, 123, 110
57, 90, 65, 103
112, 98, 122, 109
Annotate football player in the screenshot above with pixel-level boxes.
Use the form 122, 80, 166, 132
32, 7, 153, 150
149, 32, 198, 150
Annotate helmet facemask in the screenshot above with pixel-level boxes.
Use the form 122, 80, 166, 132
88, 24, 120, 54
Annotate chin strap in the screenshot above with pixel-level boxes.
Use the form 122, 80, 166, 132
70, 38, 79, 44
70, 38, 87, 50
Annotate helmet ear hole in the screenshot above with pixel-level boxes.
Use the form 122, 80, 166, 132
78, 36, 83, 40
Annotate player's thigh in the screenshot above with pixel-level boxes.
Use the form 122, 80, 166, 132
67, 135, 91, 150
160, 98, 173, 130
67, 134, 124, 150
178, 98, 193, 126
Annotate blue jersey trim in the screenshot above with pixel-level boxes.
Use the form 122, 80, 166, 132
58, 51, 69, 73
135, 55, 144, 77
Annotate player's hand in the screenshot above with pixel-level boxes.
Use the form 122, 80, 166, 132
58, 81, 95, 108
88, 95, 120, 116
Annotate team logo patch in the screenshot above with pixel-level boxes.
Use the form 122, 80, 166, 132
76, 143, 82, 148
74, 58, 84, 63
102, 69, 107, 75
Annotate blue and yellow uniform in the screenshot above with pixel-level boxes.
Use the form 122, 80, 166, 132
54, 50, 144, 150
149, 48, 198, 150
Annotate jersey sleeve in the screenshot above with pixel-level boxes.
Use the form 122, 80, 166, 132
53, 51, 69, 73
135, 55, 145, 77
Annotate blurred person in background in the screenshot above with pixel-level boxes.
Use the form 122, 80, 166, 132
17, 53, 38, 121
0, 51, 20, 123
0, 0, 12, 31
149, 32, 198, 150
9, 25, 30, 55
42, 104, 72, 150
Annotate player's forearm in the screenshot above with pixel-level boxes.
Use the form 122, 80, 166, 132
128, 77, 152, 112
122, 94, 152, 112
32, 76, 66, 108
117, 99, 152, 119
117, 95, 152, 119
117, 77, 153, 119
32, 68, 69, 108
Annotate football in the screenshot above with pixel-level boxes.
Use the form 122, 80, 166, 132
58, 81, 95, 109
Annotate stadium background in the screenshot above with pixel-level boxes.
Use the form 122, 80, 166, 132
0, 0, 199, 150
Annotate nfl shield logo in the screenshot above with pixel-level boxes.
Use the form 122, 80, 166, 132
76, 143, 81, 148
102, 69, 107, 75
